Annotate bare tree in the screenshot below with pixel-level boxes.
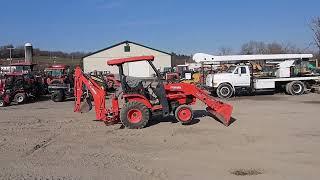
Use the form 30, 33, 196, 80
266, 42, 284, 54
240, 41, 306, 55
218, 47, 233, 55
311, 17, 320, 51
282, 43, 304, 54
240, 41, 268, 54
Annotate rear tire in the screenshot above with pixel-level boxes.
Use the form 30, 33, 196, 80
285, 82, 292, 95
216, 83, 233, 99
120, 101, 150, 129
174, 105, 193, 124
51, 91, 64, 102
14, 93, 26, 104
288, 81, 305, 95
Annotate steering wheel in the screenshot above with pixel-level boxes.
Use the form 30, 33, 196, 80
146, 77, 158, 89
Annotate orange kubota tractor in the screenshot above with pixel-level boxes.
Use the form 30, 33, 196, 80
74, 56, 233, 129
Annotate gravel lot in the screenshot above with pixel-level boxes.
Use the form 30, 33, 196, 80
0, 93, 319, 180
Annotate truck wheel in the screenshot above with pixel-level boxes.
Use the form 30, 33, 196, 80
174, 105, 193, 124
216, 83, 233, 99
14, 93, 26, 104
289, 81, 305, 95
120, 101, 150, 129
51, 91, 64, 102
285, 82, 292, 95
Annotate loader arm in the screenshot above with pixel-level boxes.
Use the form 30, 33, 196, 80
74, 67, 108, 121
167, 83, 233, 126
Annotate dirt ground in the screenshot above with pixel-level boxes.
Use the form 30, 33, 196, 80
0, 93, 320, 180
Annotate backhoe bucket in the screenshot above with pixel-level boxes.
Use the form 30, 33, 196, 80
80, 97, 92, 113
206, 104, 233, 126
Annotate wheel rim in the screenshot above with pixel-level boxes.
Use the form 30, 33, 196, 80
127, 109, 143, 123
220, 87, 230, 97
178, 108, 192, 122
17, 95, 24, 103
0, 101, 4, 106
292, 84, 302, 93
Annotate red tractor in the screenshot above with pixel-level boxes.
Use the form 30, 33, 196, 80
45, 64, 74, 102
89, 70, 120, 91
0, 73, 45, 107
74, 56, 233, 129
105, 73, 121, 90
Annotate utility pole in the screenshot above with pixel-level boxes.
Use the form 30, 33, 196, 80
71, 54, 74, 64
7, 47, 15, 64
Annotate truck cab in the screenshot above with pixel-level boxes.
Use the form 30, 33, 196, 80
206, 65, 251, 97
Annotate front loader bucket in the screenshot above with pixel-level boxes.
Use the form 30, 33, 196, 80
206, 104, 233, 126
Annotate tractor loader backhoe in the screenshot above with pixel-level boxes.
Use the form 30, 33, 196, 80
74, 56, 233, 129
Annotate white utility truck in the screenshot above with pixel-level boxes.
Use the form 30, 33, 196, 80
193, 53, 320, 98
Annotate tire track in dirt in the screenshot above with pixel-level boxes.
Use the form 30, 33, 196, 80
23, 134, 59, 158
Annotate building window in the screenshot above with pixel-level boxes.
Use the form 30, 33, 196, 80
124, 43, 130, 52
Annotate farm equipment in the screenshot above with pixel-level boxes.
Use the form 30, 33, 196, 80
105, 73, 121, 90
89, 71, 120, 91
0, 73, 45, 107
45, 64, 74, 102
0, 62, 36, 75
74, 56, 233, 129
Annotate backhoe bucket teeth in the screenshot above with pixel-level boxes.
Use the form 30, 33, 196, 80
206, 104, 233, 126
80, 97, 92, 113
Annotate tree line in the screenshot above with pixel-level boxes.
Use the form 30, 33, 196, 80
0, 45, 88, 60
218, 41, 309, 55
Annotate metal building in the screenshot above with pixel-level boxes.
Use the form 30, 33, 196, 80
82, 41, 172, 77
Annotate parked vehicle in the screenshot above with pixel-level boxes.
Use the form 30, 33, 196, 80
193, 53, 320, 98
74, 56, 233, 129
45, 64, 74, 102
0, 73, 46, 106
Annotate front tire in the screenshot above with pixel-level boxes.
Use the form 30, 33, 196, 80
51, 91, 64, 102
14, 93, 27, 104
120, 101, 150, 129
216, 83, 234, 99
174, 105, 193, 124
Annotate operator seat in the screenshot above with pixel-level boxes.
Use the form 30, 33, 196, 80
122, 76, 145, 94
